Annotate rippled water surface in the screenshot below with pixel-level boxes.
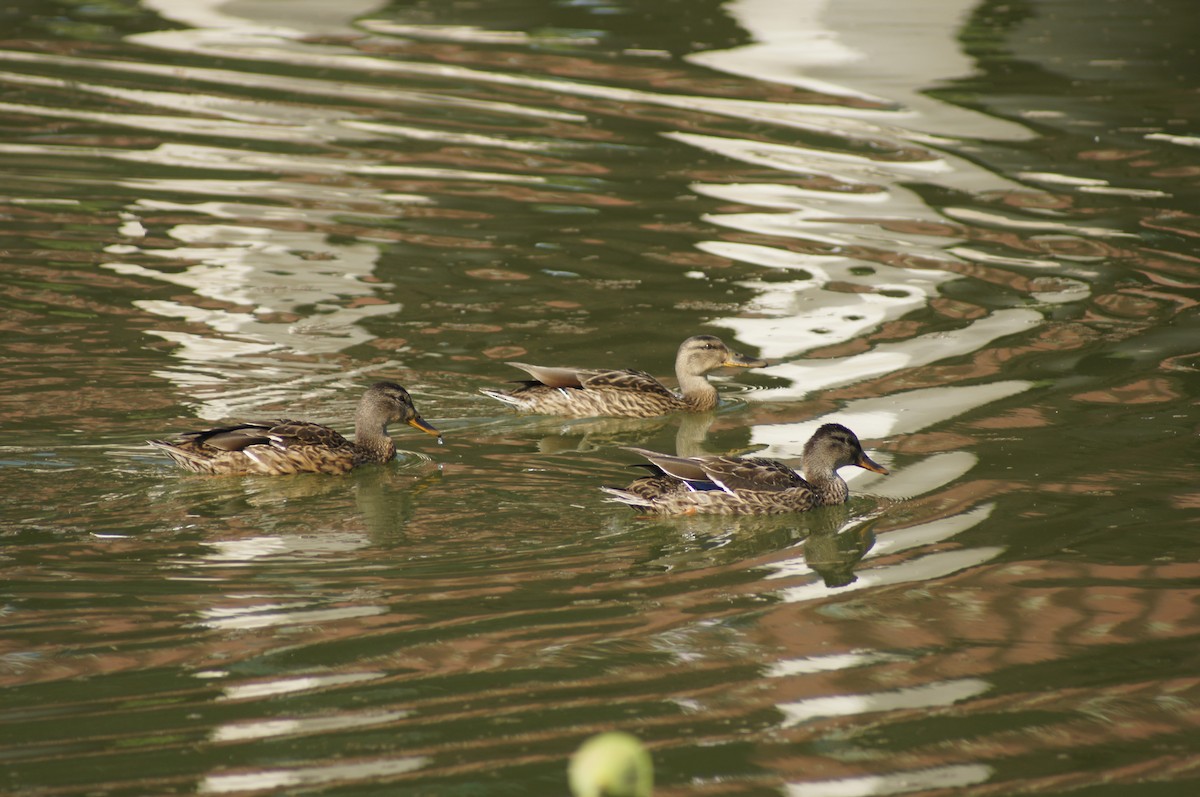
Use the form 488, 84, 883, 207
2, 0, 1198, 794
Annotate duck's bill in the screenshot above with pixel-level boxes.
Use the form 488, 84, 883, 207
723, 351, 768, 368
856, 454, 889, 475
407, 416, 443, 439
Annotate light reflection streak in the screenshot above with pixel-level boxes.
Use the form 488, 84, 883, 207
129, 184, 431, 210
785, 763, 993, 797
217, 672, 383, 701
125, 1, 936, 144
688, 0, 1030, 144
109, 223, 388, 312
692, 181, 891, 207
0, 48, 584, 121
706, 209, 967, 251
691, 239, 956, 360
99, 213, 402, 416
670, 127, 1029, 202
0, 142, 558, 186
130, 30, 907, 133
747, 380, 1032, 461
200, 755, 428, 793
872, 452, 978, 502
778, 677, 990, 726
0, 100, 350, 143
766, 649, 911, 678
686, 0, 888, 104
199, 532, 372, 563
776, 546, 1005, 605
147, 360, 406, 419
668, 131, 949, 173
143, 0, 297, 33
339, 119, 567, 152
359, 20, 601, 47
943, 206, 1135, 238
739, 313, 1040, 397
719, 286, 923, 362
197, 604, 386, 631
211, 709, 408, 742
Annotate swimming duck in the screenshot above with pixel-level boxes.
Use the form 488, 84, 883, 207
479, 335, 765, 418
601, 423, 887, 515
148, 382, 441, 476
569, 732, 653, 797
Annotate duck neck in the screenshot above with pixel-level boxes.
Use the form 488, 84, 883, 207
676, 360, 719, 411
802, 458, 848, 505
354, 414, 397, 463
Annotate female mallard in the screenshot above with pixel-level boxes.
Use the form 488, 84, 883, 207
479, 335, 765, 418
149, 382, 441, 476
601, 423, 888, 515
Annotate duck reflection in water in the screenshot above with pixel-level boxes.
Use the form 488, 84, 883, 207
480, 335, 765, 418
602, 423, 888, 515
804, 518, 878, 588
499, 410, 720, 458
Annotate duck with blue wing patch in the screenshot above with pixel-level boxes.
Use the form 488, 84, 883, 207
602, 423, 888, 515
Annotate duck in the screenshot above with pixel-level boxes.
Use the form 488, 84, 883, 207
148, 382, 441, 476
569, 732, 653, 797
479, 335, 766, 418
601, 423, 888, 515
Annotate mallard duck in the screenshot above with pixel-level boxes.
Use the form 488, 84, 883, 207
601, 423, 888, 515
479, 335, 766, 418
148, 382, 441, 476
569, 732, 653, 797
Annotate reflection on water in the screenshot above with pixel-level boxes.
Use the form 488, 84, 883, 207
1, 0, 1198, 795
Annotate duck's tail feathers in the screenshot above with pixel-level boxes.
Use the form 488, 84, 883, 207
147, 439, 209, 471
599, 486, 653, 508
479, 388, 522, 406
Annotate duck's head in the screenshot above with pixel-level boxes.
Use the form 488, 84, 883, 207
364, 382, 442, 439
676, 335, 767, 376
804, 423, 888, 475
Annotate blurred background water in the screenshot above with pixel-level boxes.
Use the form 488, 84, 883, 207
0, 0, 1197, 794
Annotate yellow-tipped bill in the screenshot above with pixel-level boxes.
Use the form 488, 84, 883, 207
406, 415, 442, 441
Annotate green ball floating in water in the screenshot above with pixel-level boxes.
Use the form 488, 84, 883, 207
568, 732, 653, 797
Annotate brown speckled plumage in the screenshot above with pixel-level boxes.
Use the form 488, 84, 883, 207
602, 423, 888, 515
149, 382, 441, 476
479, 335, 765, 418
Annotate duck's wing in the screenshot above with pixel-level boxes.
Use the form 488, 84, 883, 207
623, 447, 716, 485
263, 420, 352, 451
623, 448, 803, 493
177, 420, 280, 452
183, 419, 350, 452
506, 363, 587, 389
695, 456, 806, 493
580, 368, 676, 399
507, 363, 677, 399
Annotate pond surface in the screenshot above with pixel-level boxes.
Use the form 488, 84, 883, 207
1, 0, 1198, 795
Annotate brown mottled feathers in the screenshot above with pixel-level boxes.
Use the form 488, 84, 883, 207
480, 335, 765, 418
576, 368, 678, 398
149, 382, 440, 476
602, 423, 888, 515
155, 419, 360, 475
624, 448, 806, 492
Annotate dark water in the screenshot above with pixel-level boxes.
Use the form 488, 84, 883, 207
1, 0, 1197, 794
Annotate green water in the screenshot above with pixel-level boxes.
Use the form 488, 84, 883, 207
1, 0, 1197, 795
